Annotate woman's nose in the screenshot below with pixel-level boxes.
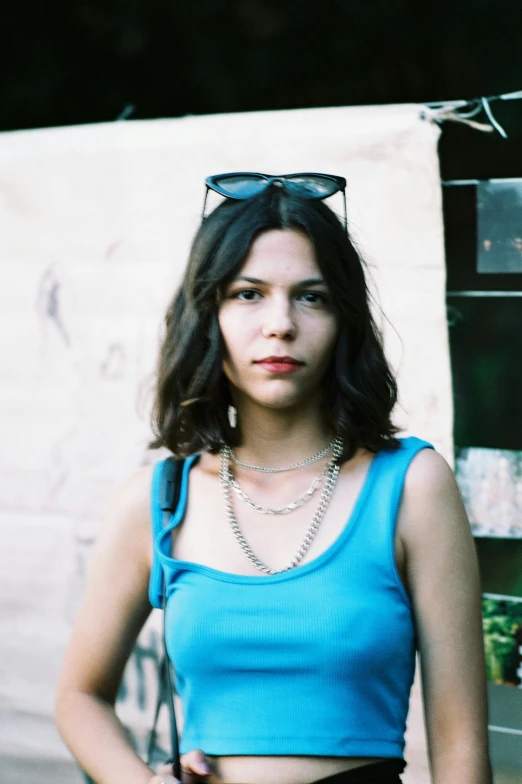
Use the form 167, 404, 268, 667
261, 298, 296, 339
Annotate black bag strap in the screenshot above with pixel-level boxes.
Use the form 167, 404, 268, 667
146, 456, 184, 780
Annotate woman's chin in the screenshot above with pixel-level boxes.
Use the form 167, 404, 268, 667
248, 390, 313, 412
232, 378, 322, 412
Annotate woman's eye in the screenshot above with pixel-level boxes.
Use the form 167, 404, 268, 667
299, 291, 328, 304
232, 289, 261, 301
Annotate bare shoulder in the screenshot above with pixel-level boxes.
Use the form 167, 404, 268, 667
398, 445, 474, 581
401, 447, 462, 521
97, 462, 156, 568
405, 445, 455, 489
105, 462, 155, 525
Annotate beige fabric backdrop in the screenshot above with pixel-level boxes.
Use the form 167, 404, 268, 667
0, 104, 449, 783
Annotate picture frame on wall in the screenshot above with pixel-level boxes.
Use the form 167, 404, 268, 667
455, 447, 522, 538
482, 594, 522, 688
477, 180, 522, 274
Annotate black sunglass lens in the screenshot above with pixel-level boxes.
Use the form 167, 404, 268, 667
284, 175, 338, 198
214, 175, 268, 198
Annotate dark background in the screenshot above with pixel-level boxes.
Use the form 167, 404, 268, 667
3, 0, 521, 451
3, 0, 522, 180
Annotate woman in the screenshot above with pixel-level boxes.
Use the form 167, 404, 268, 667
55, 173, 492, 784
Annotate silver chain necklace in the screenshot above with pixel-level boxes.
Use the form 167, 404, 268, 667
228, 463, 330, 515
220, 436, 343, 574
229, 437, 336, 473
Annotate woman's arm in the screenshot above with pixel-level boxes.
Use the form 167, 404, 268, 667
55, 464, 162, 784
399, 448, 493, 784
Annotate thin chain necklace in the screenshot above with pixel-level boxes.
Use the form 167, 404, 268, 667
228, 462, 330, 515
229, 437, 336, 473
220, 436, 344, 574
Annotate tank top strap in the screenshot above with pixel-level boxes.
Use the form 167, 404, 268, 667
345, 436, 435, 604
378, 435, 436, 514
148, 454, 198, 608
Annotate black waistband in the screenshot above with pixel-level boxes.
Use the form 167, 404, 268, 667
311, 759, 406, 784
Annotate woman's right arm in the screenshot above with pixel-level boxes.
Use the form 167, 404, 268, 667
55, 464, 168, 784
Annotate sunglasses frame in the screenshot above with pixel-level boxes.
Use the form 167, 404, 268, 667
202, 171, 347, 232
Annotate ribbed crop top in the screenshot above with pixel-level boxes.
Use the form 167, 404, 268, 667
149, 436, 435, 758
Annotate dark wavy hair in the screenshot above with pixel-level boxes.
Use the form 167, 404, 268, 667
148, 184, 401, 462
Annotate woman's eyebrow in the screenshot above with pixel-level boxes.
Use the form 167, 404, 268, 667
298, 277, 327, 287
232, 276, 327, 286
232, 276, 266, 284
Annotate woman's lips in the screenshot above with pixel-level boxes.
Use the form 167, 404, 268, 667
254, 357, 303, 374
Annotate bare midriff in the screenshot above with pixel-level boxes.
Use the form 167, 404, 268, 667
204, 754, 389, 784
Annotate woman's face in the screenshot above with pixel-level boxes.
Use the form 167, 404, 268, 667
218, 229, 339, 411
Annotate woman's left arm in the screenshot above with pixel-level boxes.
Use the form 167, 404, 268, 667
399, 448, 493, 784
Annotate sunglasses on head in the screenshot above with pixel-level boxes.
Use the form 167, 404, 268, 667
202, 171, 347, 232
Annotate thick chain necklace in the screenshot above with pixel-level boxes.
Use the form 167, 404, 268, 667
228, 463, 330, 515
229, 437, 336, 473
220, 436, 344, 574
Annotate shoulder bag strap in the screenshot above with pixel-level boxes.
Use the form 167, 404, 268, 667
146, 456, 184, 780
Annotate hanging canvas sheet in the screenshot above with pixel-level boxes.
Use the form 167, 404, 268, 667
0, 103, 446, 784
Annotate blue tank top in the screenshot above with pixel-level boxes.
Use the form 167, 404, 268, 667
149, 436, 434, 757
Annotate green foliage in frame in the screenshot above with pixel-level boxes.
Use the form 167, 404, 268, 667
482, 596, 522, 686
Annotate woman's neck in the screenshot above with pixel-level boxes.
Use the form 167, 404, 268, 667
231, 399, 334, 468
